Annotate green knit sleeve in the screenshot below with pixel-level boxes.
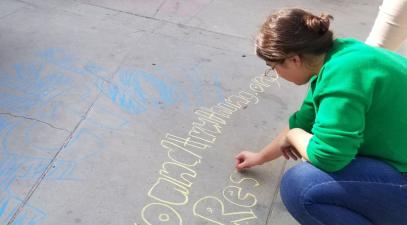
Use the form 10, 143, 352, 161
289, 85, 316, 133
307, 63, 372, 172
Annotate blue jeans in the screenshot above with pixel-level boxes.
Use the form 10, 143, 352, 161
280, 157, 407, 225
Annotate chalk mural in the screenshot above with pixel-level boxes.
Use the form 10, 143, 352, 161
139, 72, 280, 224
0, 47, 226, 224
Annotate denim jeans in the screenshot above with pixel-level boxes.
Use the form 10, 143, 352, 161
280, 157, 407, 225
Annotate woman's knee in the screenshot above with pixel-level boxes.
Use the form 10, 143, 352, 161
281, 162, 320, 191
280, 162, 330, 208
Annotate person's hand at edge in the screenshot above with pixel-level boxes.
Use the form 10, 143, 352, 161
235, 151, 264, 171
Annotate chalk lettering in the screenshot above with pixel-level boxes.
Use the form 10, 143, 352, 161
229, 171, 260, 187
141, 203, 182, 225
202, 106, 232, 118
165, 133, 210, 150
217, 102, 239, 112
188, 125, 217, 144
192, 118, 222, 134
222, 186, 257, 208
252, 75, 279, 87
194, 109, 227, 125
140, 72, 280, 224
159, 161, 197, 188
167, 150, 201, 168
215, 104, 237, 115
225, 95, 250, 108
162, 140, 202, 167
193, 196, 257, 225
238, 91, 259, 105
249, 83, 265, 93
251, 76, 272, 88
148, 177, 189, 206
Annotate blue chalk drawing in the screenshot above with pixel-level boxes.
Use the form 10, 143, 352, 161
0, 187, 46, 225
23, 123, 60, 153
0, 62, 74, 118
212, 73, 226, 102
38, 48, 88, 76
97, 68, 186, 115
97, 65, 223, 115
151, 66, 192, 110
97, 78, 147, 115
174, 63, 226, 107
63, 127, 106, 162
40, 48, 110, 105
85, 103, 130, 131
0, 154, 52, 224
44, 159, 79, 181
0, 46, 226, 224
41, 47, 225, 115
0, 118, 7, 132
0, 47, 114, 224
39, 48, 109, 82
84, 62, 107, 79
120, 69, 176, 106
186, 66, 207, 107
1, 118, 82, 180
0, 121, 80, 224
0, 152, 80, 184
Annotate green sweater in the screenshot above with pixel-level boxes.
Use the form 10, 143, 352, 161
289, 38, 407, 172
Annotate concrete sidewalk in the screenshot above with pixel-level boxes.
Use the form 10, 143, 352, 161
0, 0, 404, 225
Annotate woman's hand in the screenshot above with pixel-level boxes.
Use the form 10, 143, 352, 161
284, 128, 312, 161
234, 126, 310, 172
280, 135, 302, 160
235, 151, 264, 171
281, 146, 302, 160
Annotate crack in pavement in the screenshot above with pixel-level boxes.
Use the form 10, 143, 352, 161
5, 26, 138, 224
79, 1, 249, 40
6, 92, 101, 225
0, 112, 71, 133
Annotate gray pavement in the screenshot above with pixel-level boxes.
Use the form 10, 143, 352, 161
0, 0, 405, 225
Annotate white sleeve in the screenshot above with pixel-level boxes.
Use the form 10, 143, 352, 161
365, 0, 407, 51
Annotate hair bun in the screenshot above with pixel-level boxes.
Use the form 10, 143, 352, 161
304, 13, 333, 35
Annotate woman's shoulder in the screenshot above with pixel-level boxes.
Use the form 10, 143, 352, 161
315, 39, 380, 90
327, 38, 406, 66
315, 38, 407, 96
327, 38, 376, 63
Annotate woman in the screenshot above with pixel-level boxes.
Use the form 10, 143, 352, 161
235, 8, 407, 225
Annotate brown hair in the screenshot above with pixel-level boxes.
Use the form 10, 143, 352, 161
255, 8, 334, 63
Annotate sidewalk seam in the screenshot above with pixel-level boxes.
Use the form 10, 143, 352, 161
5, 25, 141, 223
6, 93, 100, 225
264, 159, 288, 225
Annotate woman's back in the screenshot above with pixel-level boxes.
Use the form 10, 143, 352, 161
310, 38, 407, 172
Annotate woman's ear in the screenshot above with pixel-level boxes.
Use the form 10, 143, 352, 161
289, 55, 302, 67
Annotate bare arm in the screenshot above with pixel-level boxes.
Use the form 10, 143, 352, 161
286, 128, 313, 161
235, 126, 290, 170
235, 127, 313, 170
257, 126, 289, 163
